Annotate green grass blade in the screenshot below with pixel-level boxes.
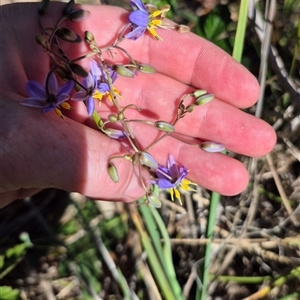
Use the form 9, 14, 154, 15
197, 1, 248, 298
132, 205, 178, 300
149, 204, 183, 299
198, 191, 220, 299
232, 0, 249, 62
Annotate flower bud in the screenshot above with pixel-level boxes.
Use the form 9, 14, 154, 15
123, 154, 132, 162
185, 105, 195, 113
137, 152, 158, 169
155, 121, 175, 132
85, 31, 95, 44
191, 90, 207, 98
145, 3, 157, 13
70, 63, 89, 77
117, 112, 124, 121
138, 64, 156, 74
38, 0, 50, 16
146, 191, 162, 208
194, 94, 214, 106
35, 35, 47, 47
176, 24, 190, 33
104, 128, 127, 139
62, 0, 75, 16
108, 114, 118, 122
56, 27, 81, 43
114, 65, 135, 78
160, 4, 171, 12
108, 162, 119, 183
200, 142, 225, 153
67, 9, 90, 22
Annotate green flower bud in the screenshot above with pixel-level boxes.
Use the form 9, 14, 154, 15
194, 94, 214, 106
123, 154, 132, 162
108, 114, 118, 122
135, 152, 158, 169
138, 64, 156, 74
85, 31, 95, 44
191, 90, 207, 98
185, 105, 195, 113
155, 121, 175, 132
114, 65, 135, 78
35, 34, 47, 47
118, 112, 124, 121
140, 152, 158, 169
146, 191, 162, 208
108, 162, 119, 183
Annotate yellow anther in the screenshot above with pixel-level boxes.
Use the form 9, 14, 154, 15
55, 108, 64, 119
93, 90, 103, 100
147, 27, 162, 41
151, 19, 162, 26
60, 102, 72, 110
151, 10, 163, 18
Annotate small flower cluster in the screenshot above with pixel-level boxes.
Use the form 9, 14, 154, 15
21, 0, 225, 207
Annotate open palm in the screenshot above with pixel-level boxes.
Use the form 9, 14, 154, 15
0, 2, 276, 208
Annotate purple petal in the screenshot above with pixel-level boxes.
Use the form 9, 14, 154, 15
56, 93, 71, 105
57, 80, 74, 96
99, 82, 109, 93
156, 166, 170, 179
71, 90, 88, 101
125, 26, 146, 40
90, 60, 102, 77
130, 0, 147, 12
47, 72, 58, 95
157, 178, 176, 189
110, 69, 118, 83
174, 166, 188, 185
86, 96, 95, 116
129, 10, 148, 27
167, 155, 176, 168
83, 73, 95, 89
167, 155, 180, 178
41, 104, 56, 113
104, 128, 128, 139
26, 81, 46, 98
21, 97, 48, 108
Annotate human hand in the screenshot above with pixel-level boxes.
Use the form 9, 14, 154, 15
0, 2, 276, 208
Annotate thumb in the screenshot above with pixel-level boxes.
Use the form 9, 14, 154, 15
0, 93, 146, 206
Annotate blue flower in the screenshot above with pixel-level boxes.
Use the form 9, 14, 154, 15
21, 71, 74, 118
151, 155, 196, 203
72, 72, 98, 116
125, 0, 170, 41
72, 60, 119, 116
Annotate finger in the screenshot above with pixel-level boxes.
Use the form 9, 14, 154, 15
149, 140, 250, 196
81, 5, 260, 108
6, 3, 259, 108
92, 72, 276, 157
0, 92, 146, 202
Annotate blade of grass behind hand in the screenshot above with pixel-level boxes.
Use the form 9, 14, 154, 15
148, 203, 183, 299
131, 204, 178, 300
197, 2, 248, 299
